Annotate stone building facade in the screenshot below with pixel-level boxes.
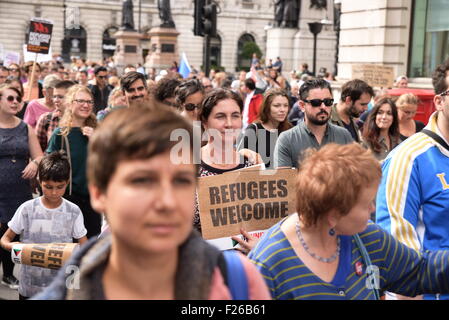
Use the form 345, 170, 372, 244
0, 0, 337, 75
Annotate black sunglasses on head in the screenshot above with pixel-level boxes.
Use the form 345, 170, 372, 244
303, 98, 334, 107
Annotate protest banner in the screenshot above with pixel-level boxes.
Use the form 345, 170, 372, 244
11, 243, 78, 270
197, 167, 297, 245
351, 64, 394, 88
27, 18, 53, 54
25, 18, 53, 101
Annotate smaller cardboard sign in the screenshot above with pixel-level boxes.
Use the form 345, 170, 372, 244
11, 243, 78, 270
27, 18, 53, 54
23, 44, 52, 63
3, 51, 21, 66
198, 167, 297, 240
207, 229, 267, 251
351, 64, 394, 88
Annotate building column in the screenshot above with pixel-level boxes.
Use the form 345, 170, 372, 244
337, 0, 412, 81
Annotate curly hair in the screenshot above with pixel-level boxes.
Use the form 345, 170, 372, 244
432, 58, 449, 95
59, 85, 97, 136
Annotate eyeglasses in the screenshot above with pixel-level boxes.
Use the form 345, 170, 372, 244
9, 68, 19, 72
53, 95, 65, 100
125, 86, 146, 94
303, 98, 334, 107
184, 103, 200, 111
97, 75, 108, 79
74, 99, 94, 105
5, 95, 22, 103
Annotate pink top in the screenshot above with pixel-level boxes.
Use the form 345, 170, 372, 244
208, 252, 271, 300
24, 99, 53, 129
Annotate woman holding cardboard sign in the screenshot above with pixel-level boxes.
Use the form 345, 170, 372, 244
194, 88, 263, 234
249, 143, 449, 300
34, 106, 270, 300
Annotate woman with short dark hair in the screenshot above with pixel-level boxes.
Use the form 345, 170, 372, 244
174, 79, 205, 122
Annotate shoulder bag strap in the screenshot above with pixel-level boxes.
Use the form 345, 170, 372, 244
222, 250, 249, 300
422, 129, 449, 152
353, 233, 380, 300
60, 134, 73, 195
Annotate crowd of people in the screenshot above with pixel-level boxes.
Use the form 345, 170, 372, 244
0, 52, 448, 301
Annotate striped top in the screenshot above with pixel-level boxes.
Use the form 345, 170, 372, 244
376, 112, 449, 299
248, 220, 449, 300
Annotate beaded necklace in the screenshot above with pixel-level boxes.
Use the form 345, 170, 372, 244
295, 222, 340, 263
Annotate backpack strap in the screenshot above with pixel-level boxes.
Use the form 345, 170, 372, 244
353, 234, 380, 300
422, 129, 449, 152
222, 250, 249, 300
60, 133, 73, 195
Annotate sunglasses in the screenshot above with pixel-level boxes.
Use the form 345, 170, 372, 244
439, 89, 449, 97
184, 103, 199, 111
5, 95, 22, 103
97, 75, 108, 79
303, 98, 334, 107
126, 86, 146, 94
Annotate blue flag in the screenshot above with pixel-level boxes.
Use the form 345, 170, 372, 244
179, 52, 192, 79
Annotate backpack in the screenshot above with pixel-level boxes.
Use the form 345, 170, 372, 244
221, 250, 249, 300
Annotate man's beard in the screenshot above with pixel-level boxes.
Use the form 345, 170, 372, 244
306, 110, 329, 126
349, 103, 361, 118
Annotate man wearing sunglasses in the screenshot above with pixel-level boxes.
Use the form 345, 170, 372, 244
88, 66, 113, 114
273, 79, 353, 168
120, 71, 149, 107
376, 59, 449, 301
331, 79, 374, 143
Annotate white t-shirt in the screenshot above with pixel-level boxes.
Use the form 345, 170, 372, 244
8, 197, 87, 297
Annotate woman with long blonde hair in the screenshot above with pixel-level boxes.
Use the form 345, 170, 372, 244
46, 85, 101, 238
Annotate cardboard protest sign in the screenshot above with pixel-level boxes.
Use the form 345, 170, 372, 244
3, 51, 21, 66
11, 243, 78, 270
27, 18, 53, 54
198, 167, 297, 240
207, 229, 267, 251
23, 44, 52, 63
351, 64, 394, 88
